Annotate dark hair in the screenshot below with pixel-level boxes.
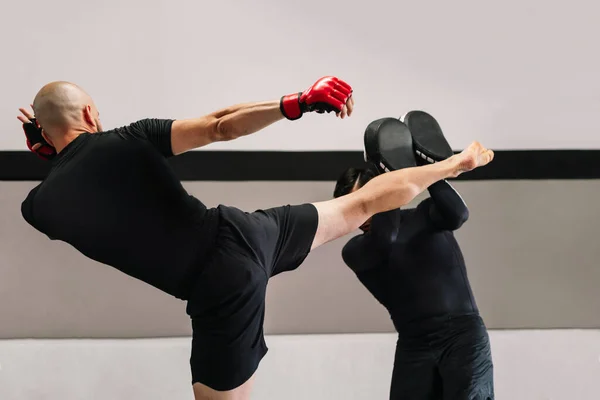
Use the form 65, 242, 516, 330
333, 166, 377, 198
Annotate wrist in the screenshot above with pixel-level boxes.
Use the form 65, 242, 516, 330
280, 93, 303, 120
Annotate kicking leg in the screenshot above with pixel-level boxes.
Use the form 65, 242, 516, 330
310, 141, 493, 250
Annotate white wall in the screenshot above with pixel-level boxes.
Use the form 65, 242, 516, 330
3, 180, 600, 339
1, 0, 599, 151
1, 331, 599, 400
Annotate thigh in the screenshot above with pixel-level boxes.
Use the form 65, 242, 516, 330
189, 277, 267, 393
390, 344, 442, 400
258, 203, 319, 276
438, 318, 494, 400
216, 204, 318, 277
186, 204, 317, 390
311, 191, 371, 250
187, 235, 269, 392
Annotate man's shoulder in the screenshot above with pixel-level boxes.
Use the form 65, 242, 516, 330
100, 120, 146, 137
112, 118, 174, 132
85, 121, 155, 146
104, 119, 175, 158
23, 183, 42, 201
21, 184, 42, 225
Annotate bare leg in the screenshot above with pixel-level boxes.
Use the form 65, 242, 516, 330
192, 374, 256, 400
311, 141, 493, 249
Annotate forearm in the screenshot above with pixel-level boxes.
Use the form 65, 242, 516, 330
427, 180, 469, 229
360, 156, 462, 216
213, 100, 284, 140
171, 100, 284, 154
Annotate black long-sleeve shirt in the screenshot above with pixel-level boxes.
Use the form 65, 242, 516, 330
21, 119, 220, 300
342, 180, 479, 328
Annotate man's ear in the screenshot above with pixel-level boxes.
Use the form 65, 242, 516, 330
83, 104, 97, 130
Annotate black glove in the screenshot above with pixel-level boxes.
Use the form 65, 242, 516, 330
23, 118, 56, 160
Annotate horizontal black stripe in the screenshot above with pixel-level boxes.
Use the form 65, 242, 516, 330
0, 150, 598, 181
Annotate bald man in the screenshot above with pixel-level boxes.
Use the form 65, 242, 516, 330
18, 79, 494, 400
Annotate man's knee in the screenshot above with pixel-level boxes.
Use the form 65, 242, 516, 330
192, 374, 256, 400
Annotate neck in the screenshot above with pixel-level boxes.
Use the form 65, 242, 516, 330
53, 130, 86, 154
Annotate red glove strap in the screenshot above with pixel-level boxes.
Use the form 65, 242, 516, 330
280, 93, 302, 120
36, 146, 56, 160
26, 139, 56, 160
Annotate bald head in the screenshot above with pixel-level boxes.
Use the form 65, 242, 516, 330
32, 81, 102, 140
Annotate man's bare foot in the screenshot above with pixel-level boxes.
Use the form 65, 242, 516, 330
453, 141, 494, 176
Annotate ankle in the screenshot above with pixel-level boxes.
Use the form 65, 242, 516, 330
443, 156, 463, 178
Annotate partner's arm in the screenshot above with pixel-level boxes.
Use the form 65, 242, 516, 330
342, 233, 390, 307
393, 179, 471, 241
426, 180, 469, 230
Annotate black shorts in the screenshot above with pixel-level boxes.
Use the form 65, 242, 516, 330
390, 314, 494, 400
186, 203, 319, 391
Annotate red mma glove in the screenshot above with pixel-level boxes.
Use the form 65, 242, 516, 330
23, 118, 56, 161
280, 76, 353, 120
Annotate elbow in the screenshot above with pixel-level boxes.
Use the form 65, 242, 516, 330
214, 117, 240, 142
341, 243, 352, 267
449, 207, 469, 230
21, 200, 33, 226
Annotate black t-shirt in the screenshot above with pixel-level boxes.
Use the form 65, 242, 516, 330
21, 119, 220, 300
342, 180, 479, 328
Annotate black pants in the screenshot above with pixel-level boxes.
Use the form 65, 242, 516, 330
390, 314, 494, 400
186, 203, 319, 391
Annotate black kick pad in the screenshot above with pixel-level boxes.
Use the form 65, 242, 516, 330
401, 110, 454, 163
364, 117, 416, 173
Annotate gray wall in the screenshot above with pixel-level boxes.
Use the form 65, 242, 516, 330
2, 180, 599, 339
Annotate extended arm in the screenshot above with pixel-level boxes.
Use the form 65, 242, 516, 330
169, 76, 353, 155
19, 76, 353, 159
170, 101, 283, 155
